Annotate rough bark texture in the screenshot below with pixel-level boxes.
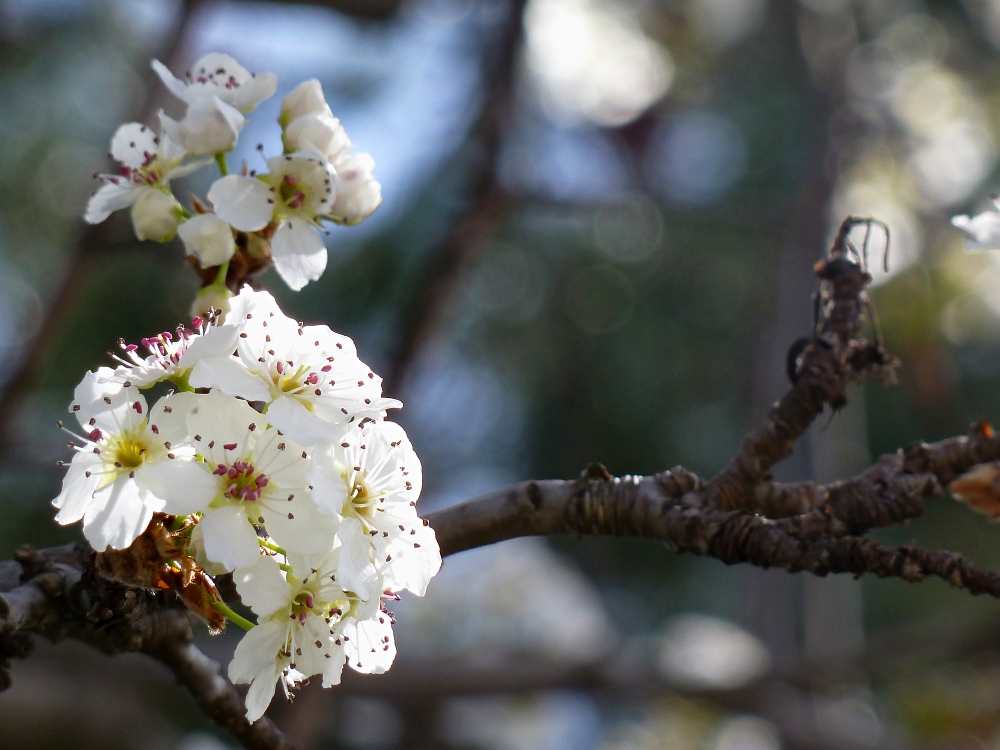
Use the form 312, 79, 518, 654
0, 544, 297, 750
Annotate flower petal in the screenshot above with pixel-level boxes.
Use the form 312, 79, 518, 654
52, 452, 103, 524
82, 476, 153, 551
233, 555, 292, 619
151, 58, 190, 102
230, 619, 287, 684
160, 97, 244, 157
200, 504, 261, 570
344, 612, 396, 674
306, 441, 351, 515
270, 220, 327, 291
188, 352, 272, 402
279, 79, 332, 127
85, 181, 138, 224
260, 492, 338, 555
952, 211, 1000, 251
134, 459, 217, 515
230, 72, 278, 113
208, 175, 274, 232
336, 516, 379, 601
266, 395, 337, 447
110, 123, 159, 168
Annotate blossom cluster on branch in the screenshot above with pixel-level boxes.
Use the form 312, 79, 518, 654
85, 53, 382, 298
51, 284, 440, 720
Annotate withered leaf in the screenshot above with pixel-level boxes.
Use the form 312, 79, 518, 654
949, 461, 1000, 520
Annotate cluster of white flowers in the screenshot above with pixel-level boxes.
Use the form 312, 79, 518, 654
85, 53, 382, 293
52, 286, 439, 722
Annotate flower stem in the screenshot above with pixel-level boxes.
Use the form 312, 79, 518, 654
215, 152, 229, 176
212, 601, 255, 631
259, 538, 287, 555
212, 261, 229, 288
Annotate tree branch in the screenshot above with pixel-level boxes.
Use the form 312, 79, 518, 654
0, 543, 297, 750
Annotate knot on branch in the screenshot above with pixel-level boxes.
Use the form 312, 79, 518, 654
566, 466, 644, 537
654, 466, 701, 499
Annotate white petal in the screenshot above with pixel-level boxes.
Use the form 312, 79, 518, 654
52, 452, 103, 523
148, 391, 202, 446
157, 132, 188, 166
178, 213, 236, 267
208, 174, 274, 232
260, 493, 338, 555
345, 613, 396, 674
952, 211, 1000, 250
133, 460, 217, 515
82, 476, 153, 551
270, 220, 327, 291
188, 353, 271, 402
230, 619, 287, 684
187, 390, 266, 463
85, 181, 138, 224
230, 72, 278, 112
283, 113, 351, 161
266, 395, 338, 447
383, 523, 441, 597
200, 504, 261, 570
160, 97, 244, 157
179, 322, 240, 365
169, 155, 213, 179
110, 123, 159, 168
329, 152, 382, 225
151, 58, 190, 102
233, 556, 292, 619
306, 441, 350, 515
244, 666, 281, 723
279, 79, 332, 126
336, 516, 379, 601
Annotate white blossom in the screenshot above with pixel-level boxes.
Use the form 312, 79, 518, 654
953, 201, 1000, 250
178, 391, 336, 570
279, 81, 382, 226
207, 153, 333, 290
85, 123, 207, 238
178, 212, 236, 267
53, 374, 208, 550
188, 287, 399, 445
109, 317, 239, 389
309, 419, 439, 600
153, 53, 278, 113
279, 79, 330, 127
159, 95, 245, 156
229, 550, 396, 722
326, 152, 382, 226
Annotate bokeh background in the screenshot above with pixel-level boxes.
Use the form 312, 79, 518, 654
2, 0, 1000, 747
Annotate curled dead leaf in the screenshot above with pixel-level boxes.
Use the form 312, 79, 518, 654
949, 461, 1000, 520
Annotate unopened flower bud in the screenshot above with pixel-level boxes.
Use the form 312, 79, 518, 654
329, 153, 382, 225
279, 79, 331, 128
283, 112, 351, 160
178, 213, 236, 268
160, 96, 244, 156
191, 283, 233, 321
131, 189, 183, 242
